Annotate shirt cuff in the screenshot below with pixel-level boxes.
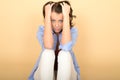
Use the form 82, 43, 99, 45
59, 41, 73, 51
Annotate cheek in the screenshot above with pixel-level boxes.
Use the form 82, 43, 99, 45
51, 25, 56, 30
60, 25, 63, 29
51, 22, 56, 27
60, 24, 63, 29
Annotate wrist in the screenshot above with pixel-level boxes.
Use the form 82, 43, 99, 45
63, 15, 69, 23
63, 14, 69, 19
45, 14, 51, 18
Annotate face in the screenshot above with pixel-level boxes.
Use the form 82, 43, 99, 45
51, 11, 63, 34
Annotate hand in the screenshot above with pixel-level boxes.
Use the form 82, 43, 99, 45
45, 3, 54, 18
60, 2, 70, 17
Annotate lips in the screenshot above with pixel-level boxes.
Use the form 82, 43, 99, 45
55, 28, 60, 31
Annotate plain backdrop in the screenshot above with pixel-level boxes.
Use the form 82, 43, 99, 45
0, 0, 120, 80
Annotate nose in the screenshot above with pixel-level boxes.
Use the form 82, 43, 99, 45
55, 22, 59, 27
55, 24, 58, 27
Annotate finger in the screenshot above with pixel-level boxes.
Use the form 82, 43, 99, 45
63, 2, 68, 6
63, 2, 65, 5
60, 3, 64, 7
62, 2, 64, 6
50, 2, 55, 8
46, 3, 51, 7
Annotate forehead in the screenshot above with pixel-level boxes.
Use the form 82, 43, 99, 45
51, 12, 63, 19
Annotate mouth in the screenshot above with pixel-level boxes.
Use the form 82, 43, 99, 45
55, 29, 60, 31
53, 29, 62, 34
54, 28, 60, 31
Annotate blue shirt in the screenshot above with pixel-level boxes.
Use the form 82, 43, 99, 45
28, 25, 80, 80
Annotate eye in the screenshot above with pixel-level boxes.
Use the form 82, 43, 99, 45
59, 20, 63, 23
51, 20, 55, 23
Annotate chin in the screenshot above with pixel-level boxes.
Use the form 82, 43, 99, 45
55, 31, 60, 34
53, 29, 62, 34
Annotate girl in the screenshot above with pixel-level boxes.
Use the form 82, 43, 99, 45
28, 1, 80, 80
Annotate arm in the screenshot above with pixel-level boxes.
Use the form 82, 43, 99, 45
59, 27, 78, 51
61, 3, 71, 45
43, 4, 54, 49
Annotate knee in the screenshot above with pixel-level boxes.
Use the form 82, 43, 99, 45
42, 49, 54, 56
40, 49, 55, 62
58, 50, 72, 63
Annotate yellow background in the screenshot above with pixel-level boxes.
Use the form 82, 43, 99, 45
0, 0, 120, 80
